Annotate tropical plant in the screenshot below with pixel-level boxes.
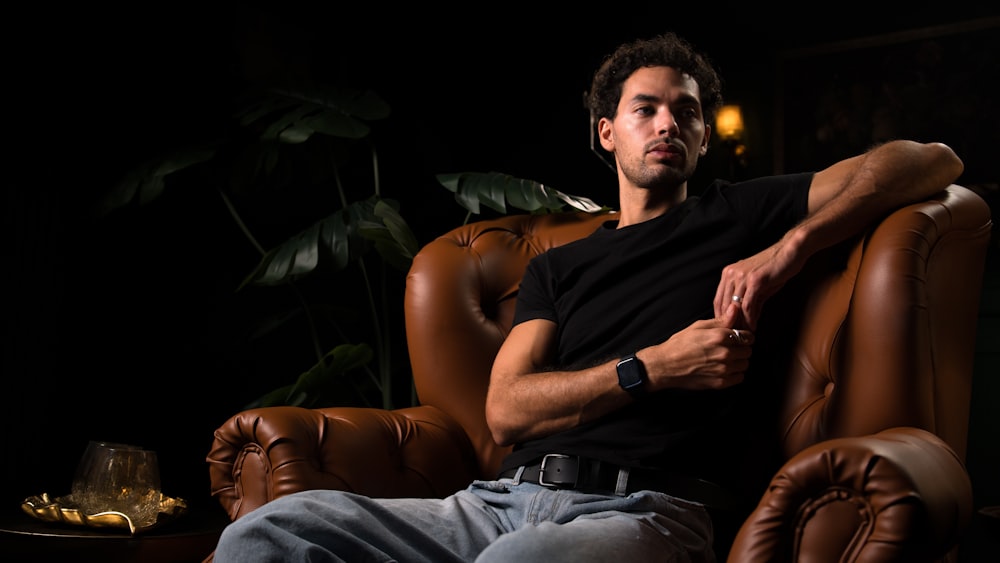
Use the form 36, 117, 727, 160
99, 83, 604, 411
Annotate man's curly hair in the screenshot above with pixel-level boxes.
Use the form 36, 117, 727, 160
587, 32, 723, 128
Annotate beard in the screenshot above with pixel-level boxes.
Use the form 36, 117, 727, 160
619, 136, 700, 191
621, 158, 694, 191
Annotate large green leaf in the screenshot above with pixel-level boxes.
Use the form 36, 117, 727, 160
239, 196, 416, 289
436, 171, 604, 215
97, 145, 218, 217
358, 200, 418, 273
287, 343, 374, 407
236, 86, 390, 144
322, 87, 392, 121
102, 85, 391, 218
261, 103, 323, 143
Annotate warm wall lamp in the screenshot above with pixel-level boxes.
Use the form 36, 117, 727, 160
715, 104, 744, 141
715, 104, 747, 179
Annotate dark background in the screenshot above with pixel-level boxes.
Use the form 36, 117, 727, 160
5, 1, 999, 552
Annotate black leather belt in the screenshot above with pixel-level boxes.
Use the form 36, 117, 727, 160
499, 454, 733, 509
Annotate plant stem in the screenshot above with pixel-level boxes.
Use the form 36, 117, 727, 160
218, 188, 265, 255
335, 149, 392, 409
356, 258, 390, 409
333, 165, 349, 209
218, 187, 325, 362
370, 141, 381, 198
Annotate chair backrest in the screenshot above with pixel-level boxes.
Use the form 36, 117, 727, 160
403, 185, 992, 479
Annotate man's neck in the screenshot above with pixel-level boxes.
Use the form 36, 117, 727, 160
616, 184, 687, 228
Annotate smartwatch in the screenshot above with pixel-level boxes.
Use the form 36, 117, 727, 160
616, 353, 647, 397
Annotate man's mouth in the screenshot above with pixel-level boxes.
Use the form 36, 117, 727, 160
647, 141, 684, 161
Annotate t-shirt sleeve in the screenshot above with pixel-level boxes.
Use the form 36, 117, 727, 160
720, 172, 812, 247
512, 253, 558, 328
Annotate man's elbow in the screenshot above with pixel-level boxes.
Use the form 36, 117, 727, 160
928, 141, 965, 187
485, 400, 516, 446
490, 430, 515, 448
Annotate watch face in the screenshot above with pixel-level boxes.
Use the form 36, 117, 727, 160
616, 355, 645, 391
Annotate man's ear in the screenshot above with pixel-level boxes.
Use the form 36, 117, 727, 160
700, 123, 711, 156
598, 117, 615, 152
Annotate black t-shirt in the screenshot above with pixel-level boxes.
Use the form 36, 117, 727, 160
500, 173, 813, 477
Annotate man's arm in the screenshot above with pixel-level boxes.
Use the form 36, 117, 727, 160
714, 140, 964, 328
485, 318, 624, 446
486, 303, 751, 446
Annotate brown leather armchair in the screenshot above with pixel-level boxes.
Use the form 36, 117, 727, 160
206, 184, 992, 561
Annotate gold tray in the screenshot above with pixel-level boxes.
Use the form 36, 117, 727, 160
21, 492, 188, 535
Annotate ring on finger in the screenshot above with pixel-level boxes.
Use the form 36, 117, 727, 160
732, 295, 742, 303
731, 329, 747, 345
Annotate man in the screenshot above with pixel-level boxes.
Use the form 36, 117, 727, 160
213, 32, 963, 562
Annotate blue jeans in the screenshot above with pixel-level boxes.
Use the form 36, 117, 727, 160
212, 479, 716, 563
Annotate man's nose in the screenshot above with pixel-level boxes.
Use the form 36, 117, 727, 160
658, 113, 680, 136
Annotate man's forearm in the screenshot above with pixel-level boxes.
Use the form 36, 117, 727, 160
796, 140, 964, 260
716, 141, 963, 327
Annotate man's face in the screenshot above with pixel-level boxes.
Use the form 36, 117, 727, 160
598, 66, 710, 191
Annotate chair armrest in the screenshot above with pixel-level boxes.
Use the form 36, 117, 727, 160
206, 405, 479, 521
728, 427, 973, 562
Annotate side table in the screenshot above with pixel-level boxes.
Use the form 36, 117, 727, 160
0, 498, 230, 563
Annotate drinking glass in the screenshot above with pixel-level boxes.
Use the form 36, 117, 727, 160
71, 441, 162, 527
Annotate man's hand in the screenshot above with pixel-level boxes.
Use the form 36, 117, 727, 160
713, 232, 806, 330
644, 302, 753, 391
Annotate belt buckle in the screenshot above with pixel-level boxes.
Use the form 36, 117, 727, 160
538, 454, 578, 488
